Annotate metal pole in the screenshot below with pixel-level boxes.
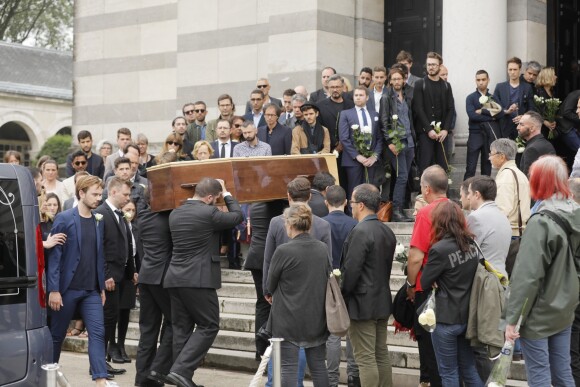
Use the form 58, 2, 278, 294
270, 338, 284, 387
41, 363, 59, 387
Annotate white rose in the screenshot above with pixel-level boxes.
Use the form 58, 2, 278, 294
478, 95, 488, 104
430, 121, 436, 127
351, 124, 359, 130
395, 243, 405, 255
437, 122, 441, 128
94, 213, 103, 223
517, 147, 525, 154
448, 178, 453, 185
418, 308, 436, 326
332, 149, 340, 158
385, 172, 391, 179
392, 114, 398, 120
332, 269, 341, 277
361, 126, 372, 134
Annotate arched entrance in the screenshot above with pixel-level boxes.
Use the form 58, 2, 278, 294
0, 122, 32, 166
56, 126, 71, 136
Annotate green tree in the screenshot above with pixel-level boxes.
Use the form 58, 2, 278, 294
0, 0, 73, 51
35, 134, 72, 166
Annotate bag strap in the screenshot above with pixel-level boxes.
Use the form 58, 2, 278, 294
537, 209, 573, 245
506, 168, 523, 236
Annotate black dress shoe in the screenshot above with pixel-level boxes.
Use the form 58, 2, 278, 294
165, 371, 204, 387
108, 344, 125, 364
135, 380, 164, 387
149, 370, 176, 385
119, 345, 132, 363
347, 375, 361, 387
89, 369, 115, 380
106, 361, 126, 375
391, 207, 414, 222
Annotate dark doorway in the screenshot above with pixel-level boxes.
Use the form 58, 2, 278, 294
0, 122, 31, 166
547, 0, 580, 96
384, 0, 443, 76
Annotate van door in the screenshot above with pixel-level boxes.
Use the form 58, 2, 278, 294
0, 178, 29, 385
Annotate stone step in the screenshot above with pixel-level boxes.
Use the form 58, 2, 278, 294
63, 336, 528, 383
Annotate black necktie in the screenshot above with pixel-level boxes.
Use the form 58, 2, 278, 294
114, 209, 130, 259
221, 143, 226, 158
361, 108, 369, 127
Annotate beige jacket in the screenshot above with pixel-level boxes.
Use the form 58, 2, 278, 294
290, 125, 330, 155
495, 160, 531, 236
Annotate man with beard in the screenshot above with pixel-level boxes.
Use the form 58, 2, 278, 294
290, 102, 330, 154
291, 93, 307, 128
412, 52, 455, 173
66, 130, 105, 178
518, 111, 555, 176
164, 178, 243, 387
233, 121, 272, 157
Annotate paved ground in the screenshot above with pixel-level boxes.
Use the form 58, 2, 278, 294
58, 351, 294, 387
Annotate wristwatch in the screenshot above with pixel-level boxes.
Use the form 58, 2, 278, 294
406, 279, 416, 288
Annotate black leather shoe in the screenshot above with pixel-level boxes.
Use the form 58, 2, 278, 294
391, 208, 413, 222
106, 361, 126, 375
347, 375, 361, 387
119, 345, 132, 363
165, 371, 204, 387
89, 369, 115, 380
136, 380, 164, 387
148, 370, 176, 385
108, 344, 125, 364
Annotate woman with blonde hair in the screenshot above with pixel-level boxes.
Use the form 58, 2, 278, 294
535, 67, 558, 139
192, 140, 214, 160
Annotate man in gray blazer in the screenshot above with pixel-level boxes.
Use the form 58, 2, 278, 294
164, 178, 243, 387
467, 176, 511, 278
341, 184, 396, 387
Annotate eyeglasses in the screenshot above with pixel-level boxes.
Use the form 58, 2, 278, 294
184, 110, 194, 115
257, 85, 268, 88
166, 141, 180, 146
194, 109, 206, 113
74, 161, 87, 166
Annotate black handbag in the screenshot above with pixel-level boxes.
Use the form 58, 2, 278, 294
392, 283, 414, 329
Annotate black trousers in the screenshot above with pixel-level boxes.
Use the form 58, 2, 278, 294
464, 131, 492, 180
571, 297, 580, 386
103, 284, 120, 351
250, 269, 271, 356
135, 283, 173, 385
417, 133, 449, 175
414, 290, 442, 387
169, 287, 219, 379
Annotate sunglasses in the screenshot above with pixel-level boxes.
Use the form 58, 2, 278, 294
257, 85, 268, 88
74, 161, 87, 166
194, 109, 206, 113
166, 141, 180, 146
184, 110, 194, 115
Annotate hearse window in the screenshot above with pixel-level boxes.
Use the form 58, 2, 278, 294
0, 179, 26, 299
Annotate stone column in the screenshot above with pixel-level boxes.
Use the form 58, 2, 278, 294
442, 0, 507, 146
507, 0, 547, 64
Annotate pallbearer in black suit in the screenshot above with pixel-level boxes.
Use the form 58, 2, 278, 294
165, 178, 244, 387
95, 177, 133, 372
210, 119, 238, 159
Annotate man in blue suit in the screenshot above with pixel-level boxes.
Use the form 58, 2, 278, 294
243, 89, 266, 128
338, 86, 383, 199
47, 175, 109, 386
493, 57, 536, 139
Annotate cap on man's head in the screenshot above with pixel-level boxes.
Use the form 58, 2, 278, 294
300, 101, 320, 113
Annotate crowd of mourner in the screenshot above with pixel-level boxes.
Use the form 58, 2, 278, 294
3, 49, 580, 387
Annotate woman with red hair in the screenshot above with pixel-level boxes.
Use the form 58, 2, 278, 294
505, 155, 580, 386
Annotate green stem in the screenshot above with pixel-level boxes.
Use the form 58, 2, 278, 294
364, 167, 369, 183
396, 157, 399, 177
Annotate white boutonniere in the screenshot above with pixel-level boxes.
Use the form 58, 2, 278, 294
374, 116, 378, 121
94, 213, 103, 224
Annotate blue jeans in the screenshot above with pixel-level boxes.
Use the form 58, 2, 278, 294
49, 289, 107, 380
386, 145, 414, 208
431, 323, 483, 387
560, 129, 580, 152
521, 326, 575, 387
267, 347, 306, 387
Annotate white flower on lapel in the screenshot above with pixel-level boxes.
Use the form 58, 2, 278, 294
94, 213, 103, 223
351, 124, 360, 130
374, 116, 379, 121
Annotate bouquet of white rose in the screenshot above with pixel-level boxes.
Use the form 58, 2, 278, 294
351, 124, 376, 183
394, 243, 408, 274
417, 290, 437, 332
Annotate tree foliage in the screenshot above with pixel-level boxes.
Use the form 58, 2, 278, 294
35, 134, 72, 166
0, 0, 73, 51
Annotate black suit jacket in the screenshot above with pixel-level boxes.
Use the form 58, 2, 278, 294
257, 123, 292, 155
318, 96, 355, 148
95, 202, 135, 282
137, 208, 173, 286
520, 134, 556, 176
210, 140, 238, 158
243, 112, 266, 128
557, 90, 580, 134
164, 195, 243, 289
308, 189, 328, 218
341, 214, 396, 320
493, 80, 536, 138
412, 77, 455, 135
309, 88, 328, 103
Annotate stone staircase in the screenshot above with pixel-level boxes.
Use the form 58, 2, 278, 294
63, 221, 527, 386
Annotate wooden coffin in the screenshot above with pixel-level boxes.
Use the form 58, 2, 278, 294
147, 154, 339, 212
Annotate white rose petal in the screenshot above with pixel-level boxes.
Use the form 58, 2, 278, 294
332, 149, 340, 158
394, 243, 405, 255
392, 114, 398, 120
351, 124, 359, 130
418, 308, 436, 326
448, 178, 453, 185
361, 126, 372, 134
332, 269, 341, 277
385, 173, 391, 179
430, 121, 436, 127
478, 95, 488, 104
437, 122, 442, 127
